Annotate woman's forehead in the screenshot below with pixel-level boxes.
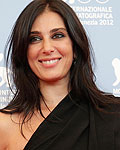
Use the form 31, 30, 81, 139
31, 10, 66, 32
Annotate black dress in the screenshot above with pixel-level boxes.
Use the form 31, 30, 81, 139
24, 92, 120, 150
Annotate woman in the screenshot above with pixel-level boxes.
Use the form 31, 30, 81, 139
0, 0, 120, 149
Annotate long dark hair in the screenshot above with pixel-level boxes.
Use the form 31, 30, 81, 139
0, 0, 118, 134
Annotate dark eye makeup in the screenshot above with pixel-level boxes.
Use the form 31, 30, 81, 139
52, 33, 65, 39
29, 36, 41, 43
29, 32, 66, 44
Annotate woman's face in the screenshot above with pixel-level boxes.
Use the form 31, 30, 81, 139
27, 10, 73, 83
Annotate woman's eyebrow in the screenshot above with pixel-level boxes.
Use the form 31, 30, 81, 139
50, 28, 67, 33
30, 31, 40, 35
30, 28, 67, 35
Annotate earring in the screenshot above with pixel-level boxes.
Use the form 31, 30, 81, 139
73, 58, 76, 65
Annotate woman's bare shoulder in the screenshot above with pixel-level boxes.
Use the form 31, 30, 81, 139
0, 112, 13, 129
0, 112, 26, 150
0, 112, 12, 149
0, 110, 43, 150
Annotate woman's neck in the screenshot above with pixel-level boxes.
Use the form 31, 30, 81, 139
39, 79, 70, 110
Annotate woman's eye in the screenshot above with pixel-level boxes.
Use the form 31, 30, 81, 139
29, 36, 42, 43
52, 33, 65, 39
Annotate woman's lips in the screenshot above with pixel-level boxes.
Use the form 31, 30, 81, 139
42, 58, 60, 64
38, 58, 61, 67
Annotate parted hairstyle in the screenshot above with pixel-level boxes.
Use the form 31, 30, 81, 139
0, 0, 118, 134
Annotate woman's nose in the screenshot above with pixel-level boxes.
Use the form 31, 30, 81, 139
42, 39, 54, 55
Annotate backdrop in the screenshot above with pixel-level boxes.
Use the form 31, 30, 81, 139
0, 0, 120, 108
